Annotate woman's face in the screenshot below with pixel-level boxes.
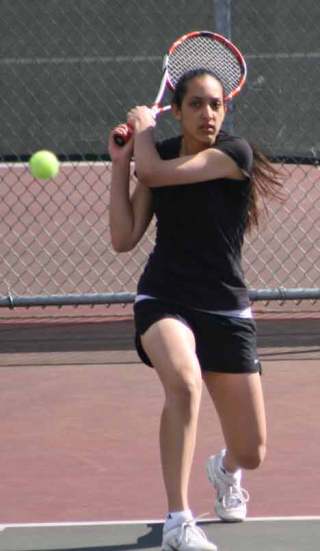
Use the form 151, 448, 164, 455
173, 74, 226, 151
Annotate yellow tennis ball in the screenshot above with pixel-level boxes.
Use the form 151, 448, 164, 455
29, 150, 60, 180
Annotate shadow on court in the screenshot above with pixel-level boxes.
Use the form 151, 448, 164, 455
1, 519, 320, 551
0, 522, 163, 551
0, 317, 319, 355
0, 320, 134, 354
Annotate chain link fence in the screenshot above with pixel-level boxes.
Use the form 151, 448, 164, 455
0, 0, 319, 307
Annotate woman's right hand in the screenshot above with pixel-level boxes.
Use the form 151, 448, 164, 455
108, 124, 134, 162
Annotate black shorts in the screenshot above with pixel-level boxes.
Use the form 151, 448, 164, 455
134, 299, 262, 374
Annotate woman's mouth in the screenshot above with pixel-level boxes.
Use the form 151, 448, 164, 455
199, 124, 216, 133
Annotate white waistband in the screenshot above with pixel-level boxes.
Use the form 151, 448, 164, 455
135, 294, 252, 319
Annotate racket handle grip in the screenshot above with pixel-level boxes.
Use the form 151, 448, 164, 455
113, 124, 133, 146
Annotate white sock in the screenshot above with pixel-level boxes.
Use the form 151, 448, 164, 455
219, 450, 241, 480
220, 463, 241, 481
164, 509, 193, 531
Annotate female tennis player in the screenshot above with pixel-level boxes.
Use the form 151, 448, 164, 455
108, 69, 282, 551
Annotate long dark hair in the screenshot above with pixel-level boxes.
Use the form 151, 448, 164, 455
172, 69, 284, 232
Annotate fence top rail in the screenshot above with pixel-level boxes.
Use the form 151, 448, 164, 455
0, 289, 320, 309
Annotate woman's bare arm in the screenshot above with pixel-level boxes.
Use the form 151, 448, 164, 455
110, 166, 153, 252
134, 128, 244, 187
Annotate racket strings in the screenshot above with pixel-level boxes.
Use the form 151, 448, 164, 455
167, 36, 243, 98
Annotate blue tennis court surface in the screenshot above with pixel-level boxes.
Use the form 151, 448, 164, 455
1, 517, 320, 550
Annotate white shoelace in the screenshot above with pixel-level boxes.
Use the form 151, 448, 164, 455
221, 485, 250, 508
177, 514, 210, 545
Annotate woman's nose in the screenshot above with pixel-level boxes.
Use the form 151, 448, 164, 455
201, 103, 215, 118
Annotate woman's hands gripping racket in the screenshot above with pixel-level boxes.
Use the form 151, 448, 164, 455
113, 30, 247, 146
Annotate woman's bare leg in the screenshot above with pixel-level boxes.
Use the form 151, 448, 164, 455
141, 318, 203, 512
203, 371, 267, 471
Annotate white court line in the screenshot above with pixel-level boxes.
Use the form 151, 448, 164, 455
246, 52, 320, 60
1, 516, 319, 531
0, 53, 319, 65
0, 56, 162, 65
244, 516, 320, 522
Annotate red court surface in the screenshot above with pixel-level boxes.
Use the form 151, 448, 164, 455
0, 306, 319, 529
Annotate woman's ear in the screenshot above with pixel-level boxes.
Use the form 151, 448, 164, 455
171, 103, 181, 121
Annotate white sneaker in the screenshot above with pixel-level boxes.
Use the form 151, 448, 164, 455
207, 450, 249, 522
161, 518, 218, 550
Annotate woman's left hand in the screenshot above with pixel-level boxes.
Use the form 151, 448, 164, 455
127, 106, 156, 133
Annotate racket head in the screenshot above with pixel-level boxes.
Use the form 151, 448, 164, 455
113, 31, 246, 146
165, 31, 247, 101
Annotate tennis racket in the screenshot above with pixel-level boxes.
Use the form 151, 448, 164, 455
113, 30, 247, 146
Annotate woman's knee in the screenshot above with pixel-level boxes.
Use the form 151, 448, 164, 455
168, 366, 202, 397
164, 364, 203, 407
